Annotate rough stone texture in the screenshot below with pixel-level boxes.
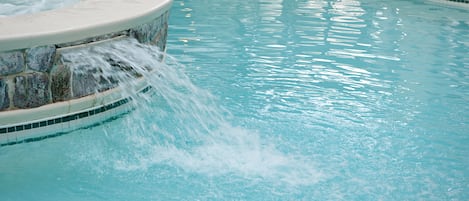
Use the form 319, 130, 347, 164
12, 76, 27, 108
26, 45, 56, 72
0, 78, 9, 110
106, 57, 143, 78
153, 22, 168, 51
66, 59, 119, 98
130, 11, 168, 45
151, 11, 169, 52
97, 74, 119, 92
0, 11, 169, 111
129, 11, 169, 62
71, 64, 100, 98
130, 23, 157, 44
13, 73, 50, 109
96, 71, 119, 93
51, 63, 71, 102
0, 50, 24, 76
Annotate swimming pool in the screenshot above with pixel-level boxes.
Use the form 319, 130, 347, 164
1, 0, 468, 200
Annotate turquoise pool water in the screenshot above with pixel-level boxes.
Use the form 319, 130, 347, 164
1, 0, 468, 200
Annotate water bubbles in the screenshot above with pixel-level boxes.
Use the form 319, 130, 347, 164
62, 37, 323, 188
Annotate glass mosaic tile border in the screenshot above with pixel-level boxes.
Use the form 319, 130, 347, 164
0, 86, 151, 146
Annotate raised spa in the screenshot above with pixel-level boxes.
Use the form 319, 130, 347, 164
0, 0, 173, 145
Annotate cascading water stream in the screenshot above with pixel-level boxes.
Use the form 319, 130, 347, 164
0, 0, 80, 17
59, 38, 323, 187
1, 0, 469, 199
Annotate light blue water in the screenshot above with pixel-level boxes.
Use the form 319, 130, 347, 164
1, 0, 469, 200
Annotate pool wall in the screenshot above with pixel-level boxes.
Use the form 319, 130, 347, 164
0, 0, 172, 145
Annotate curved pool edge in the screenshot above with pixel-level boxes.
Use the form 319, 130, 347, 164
0, 0, 172, 145
0, 79, 152, 146
0, 0, 173, 52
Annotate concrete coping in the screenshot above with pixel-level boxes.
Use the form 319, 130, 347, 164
0, 0, 172, 52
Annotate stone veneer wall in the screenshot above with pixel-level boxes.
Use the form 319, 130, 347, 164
0, 11, 169, 112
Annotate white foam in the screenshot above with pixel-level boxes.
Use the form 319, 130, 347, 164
66, 38, 323, 187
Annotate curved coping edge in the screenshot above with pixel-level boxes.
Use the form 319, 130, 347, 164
0, 76, 149, 127
0, 0, 173, 52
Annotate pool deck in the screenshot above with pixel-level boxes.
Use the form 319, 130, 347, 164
0, 0, 172, 52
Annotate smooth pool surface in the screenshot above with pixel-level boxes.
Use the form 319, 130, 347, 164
0, 0, 468, 200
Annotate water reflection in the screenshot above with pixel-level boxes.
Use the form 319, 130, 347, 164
168, 0, 468, 130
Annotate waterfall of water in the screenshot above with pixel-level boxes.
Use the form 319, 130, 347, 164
60, 37, 322, 187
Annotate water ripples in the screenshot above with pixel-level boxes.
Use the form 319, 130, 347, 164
169, 0, 468, 132
168, 1, 469, 198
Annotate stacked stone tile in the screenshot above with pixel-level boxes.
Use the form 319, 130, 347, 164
0, 11, 169, 111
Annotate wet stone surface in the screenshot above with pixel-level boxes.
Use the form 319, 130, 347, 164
152, 21, 168, 55
0, 78, 9, 110
51, 63, 71, 102
71, 66, 120, 98
13, 73, 50, 109
130, 22, 159, 44
0, 51, 24, 76
71, 64, 99, 98
130, 11, 168, 45
0, 11, 169, 111
26, 45, 56, 72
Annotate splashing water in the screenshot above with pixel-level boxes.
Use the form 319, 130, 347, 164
59, 37, 323, 187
